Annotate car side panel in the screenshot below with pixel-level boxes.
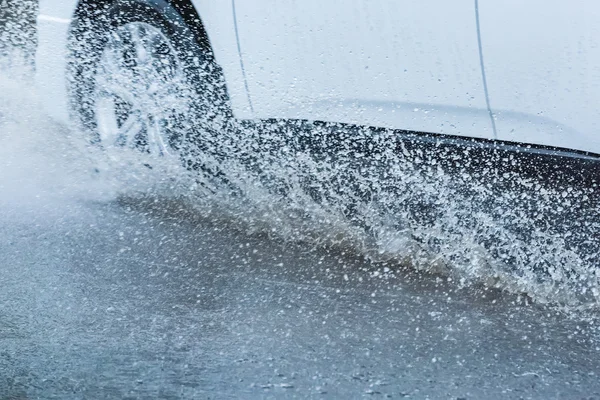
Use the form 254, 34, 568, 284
480, 1, 600, 154
233, 0, 495, 140
190, 1, 251, 118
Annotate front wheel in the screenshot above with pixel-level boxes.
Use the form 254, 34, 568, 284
68, 0, 232, 171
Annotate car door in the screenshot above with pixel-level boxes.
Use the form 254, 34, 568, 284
479, 1, 600, 154
233, 0, 495, 140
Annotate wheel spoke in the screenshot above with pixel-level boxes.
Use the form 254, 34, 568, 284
146, 116, 172, 157
143, 27, 162, 53
146, 116, 161, 156
101, 34, 127, 76
129, 23, 149, 66
96, 97, 120, 143
118, 111, 145, 148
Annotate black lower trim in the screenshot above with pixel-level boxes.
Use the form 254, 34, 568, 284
243, 118, 600, 189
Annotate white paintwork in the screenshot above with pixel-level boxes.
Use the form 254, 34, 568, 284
190, 1, 252, 118
479, 1, 600, 154
233, 0, 495, 140
34, 0, 600, 155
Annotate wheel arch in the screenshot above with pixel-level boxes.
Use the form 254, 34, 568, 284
72, 0, 214, 58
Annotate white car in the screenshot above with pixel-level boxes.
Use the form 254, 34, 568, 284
33, 0, 600, 166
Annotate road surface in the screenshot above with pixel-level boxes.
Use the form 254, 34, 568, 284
1, 87, 599, 399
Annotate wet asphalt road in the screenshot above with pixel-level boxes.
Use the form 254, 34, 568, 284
1, 87, 600, 399
1, 183, 600, 399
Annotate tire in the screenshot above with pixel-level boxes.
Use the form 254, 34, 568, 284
67, 0, 232, 170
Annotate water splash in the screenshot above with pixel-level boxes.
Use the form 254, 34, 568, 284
173, 117, 600, 313
1, 20, 599, 317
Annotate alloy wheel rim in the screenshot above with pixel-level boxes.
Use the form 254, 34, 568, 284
94, 21, 191, 159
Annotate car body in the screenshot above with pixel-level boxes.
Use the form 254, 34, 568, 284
36, 0, 600, 156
